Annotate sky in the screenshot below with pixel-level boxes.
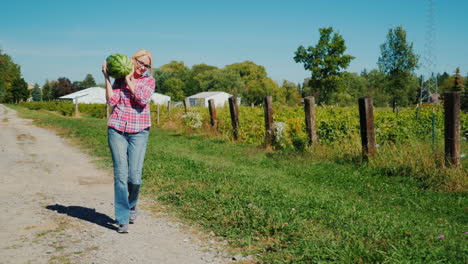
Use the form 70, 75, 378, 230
1, 0, 467, 87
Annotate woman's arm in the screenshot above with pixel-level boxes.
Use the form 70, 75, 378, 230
102, 61, 113, 100
130, 77, 155, 107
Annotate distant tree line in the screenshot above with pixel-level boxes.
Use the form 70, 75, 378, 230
152, 60, 301, 106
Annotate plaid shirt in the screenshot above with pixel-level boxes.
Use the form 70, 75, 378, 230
107, 75, 155, 133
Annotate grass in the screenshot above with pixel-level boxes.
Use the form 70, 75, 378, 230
8, 105, 467, 263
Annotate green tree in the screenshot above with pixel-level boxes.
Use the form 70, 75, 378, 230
225, 61, 282, 105
378, 26, 419, 110
451, 67, 464, 92
294, 27, 355, 104
9, 78, 29, 102
153, 68, 173, 95
164, 77, 185, 101
81, 74, 97, 89
32, 83, 42, 101
187, 64, 218, 94
197, 69, 244, 95
0, 49, 22, 103
438, 72, 450, 86
225, 61, 269, 84
362, 69, 391, 107
159, 61, 190, 95
281, 80, 302, 106
448, 67, 467, 112
333, 72, 367, 106
42, 80, 54, 101
72, 81, 83, 91
244, 78, 282, 105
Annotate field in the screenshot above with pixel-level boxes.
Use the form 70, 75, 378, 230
9, 103, 467, 263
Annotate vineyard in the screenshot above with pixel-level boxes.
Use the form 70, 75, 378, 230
19, 100, 467, 147
21, 101, 468, 147
19, 100, 468, 192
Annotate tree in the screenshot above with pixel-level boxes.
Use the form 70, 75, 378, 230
9, 78, 29, 103
153, 68, 173, 95
81, 74, 96, 89
294, 27, 354, 104
197, 69, 244, 95
225, 61, 282, 105
280, 80, 302, 106
53, 77, 73, 98
438, 72, 450, 86
0, 49, 22, 103
164, 77, 185, 101
333, 72, 367, 106
42, 80, 54, 101
187, 64, 218, 94
31, 83, 42, 101
451, 67, 464, 92
378, 26, 419, 110
72, 81, 83, 91
244, 78, 282, 105
362, 69, 391, 107
160, 61, 190, 95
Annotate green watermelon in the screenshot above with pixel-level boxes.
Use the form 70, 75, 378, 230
106, 54, 133, 79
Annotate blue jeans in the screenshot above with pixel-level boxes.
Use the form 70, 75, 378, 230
108, 127, 149, 225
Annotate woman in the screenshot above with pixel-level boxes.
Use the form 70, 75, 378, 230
102, 49, 155, 233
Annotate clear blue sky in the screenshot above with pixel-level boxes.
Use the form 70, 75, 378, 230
1, 0, 467, 87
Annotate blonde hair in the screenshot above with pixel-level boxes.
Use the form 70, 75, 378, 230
132, 49, 153, 73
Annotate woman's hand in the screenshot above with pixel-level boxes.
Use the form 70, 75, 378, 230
103, 60, 113, 100
102, 61, 109, 78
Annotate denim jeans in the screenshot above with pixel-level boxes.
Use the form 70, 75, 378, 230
108, 127, 149, 225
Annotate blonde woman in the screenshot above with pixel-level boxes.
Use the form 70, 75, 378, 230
102, 49, 155, 233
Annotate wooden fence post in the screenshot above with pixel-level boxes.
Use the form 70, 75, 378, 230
183, 98, 191, 112
106, 104, 110, 119
358, 96, 376, 159
167, 101, 171, 113
208, 99, 218, 131
264, 96, 274, 148
74, 101, 79, 117
157, 104, 160, 125
444, 92, 461, 167
228, 96, 239, 140
304, 96, 317, 145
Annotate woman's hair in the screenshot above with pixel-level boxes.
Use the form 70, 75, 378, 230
132, 49, 153, 73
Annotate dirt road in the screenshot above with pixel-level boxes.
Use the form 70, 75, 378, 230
0, 104, 232, 264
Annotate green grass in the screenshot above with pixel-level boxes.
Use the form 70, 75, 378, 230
9, 105, 467, 263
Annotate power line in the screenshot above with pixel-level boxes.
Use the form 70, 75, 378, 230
420, 0, 438, 103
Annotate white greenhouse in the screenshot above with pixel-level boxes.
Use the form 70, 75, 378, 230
151, 92, 171, 105
186, 91, 240, 107
59, 87, 106, 104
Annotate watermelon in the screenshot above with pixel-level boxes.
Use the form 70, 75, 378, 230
106, 54, 133, 79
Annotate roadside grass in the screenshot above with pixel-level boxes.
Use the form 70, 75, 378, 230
9, 105, 467, 263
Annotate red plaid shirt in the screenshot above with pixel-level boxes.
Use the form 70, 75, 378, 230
107, 75, 155, 133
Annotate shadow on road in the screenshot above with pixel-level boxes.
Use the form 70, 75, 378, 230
46, 204, 116, 231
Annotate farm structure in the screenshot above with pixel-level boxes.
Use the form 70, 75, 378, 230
59, 87, 106, 104
186, 91, 241, 107
151, 92, 171, 105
